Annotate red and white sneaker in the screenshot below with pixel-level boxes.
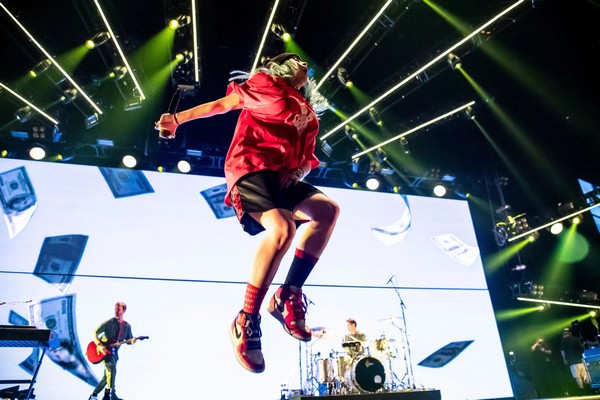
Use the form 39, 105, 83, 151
229, 310, 265, 373
267, 285, 312, 342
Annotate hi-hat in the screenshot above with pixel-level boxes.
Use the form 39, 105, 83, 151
311, 327, 335, 339
379, 316, 403, 323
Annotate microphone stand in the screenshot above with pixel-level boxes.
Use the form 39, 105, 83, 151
388, 276, 416, 390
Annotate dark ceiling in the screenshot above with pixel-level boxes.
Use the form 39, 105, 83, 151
1, 0, 599, 300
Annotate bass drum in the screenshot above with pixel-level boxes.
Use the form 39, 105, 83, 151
350, 356, 385, 393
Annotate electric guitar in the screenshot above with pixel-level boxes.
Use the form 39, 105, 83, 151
85, 336, 149, 364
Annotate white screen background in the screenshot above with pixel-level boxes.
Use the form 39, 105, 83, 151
0, 158, 512, 400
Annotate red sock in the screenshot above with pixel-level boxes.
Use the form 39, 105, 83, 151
243, 283, 268, 315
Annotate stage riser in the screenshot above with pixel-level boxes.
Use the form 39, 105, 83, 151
290, 390, 441, 400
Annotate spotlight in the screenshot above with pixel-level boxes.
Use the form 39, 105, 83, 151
108, 66, 128, 81
169, 15, 191, 29
29, 144, 46, 160
549, 221, 564, 235
175, 50, 193, 64
29, 59, 52, 78
447, 53, 462, 70
336, 67, 353, 88
85, 32, 111, 49
122, 155, 137, 168
344, 125, 357, 141
399, 137, 410, 154
465, 106, 475, 120
84, 113, 101, 129
571, 214, 583, 225
271, 23, 285, 38
177, 159, 192, 173
366, 176, 380, 191
433, 184, 447, 197
30, 126, 47, 140
368, 107, 383, 126
15, 106, 33, 123
60, 88, 78, 104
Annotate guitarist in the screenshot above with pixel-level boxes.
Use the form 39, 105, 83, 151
88, 301, 137, 400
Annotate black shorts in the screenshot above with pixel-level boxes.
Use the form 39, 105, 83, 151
229, 169, 323, 236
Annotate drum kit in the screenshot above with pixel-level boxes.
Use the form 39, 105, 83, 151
305, 323, 404, 396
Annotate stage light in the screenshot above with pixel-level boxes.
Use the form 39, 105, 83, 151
270, 23, 288, 40
315, 0, 394, 91
250, 0, 282, 71
169, 15, 191, 30
29, 59, 52, 78
30, 126, 47, 140
366, 176, 381, 191
122, 155, 137, 168
352, 101, 475, 159
175, 50, 193, 64
447, 53, 462, 70
93, 0, 146, 100
549, 221, 564, 235
337, 67, 353, 88
15, 106, 33, 123
368, 107, 383, 126
85, 31, 110, 49
320, 0, 527, 140
344, 125, 358, 141
108, 66, 128, 81
0, 3, 103, 115
29, 144, 46, 160
85, 113, 100, 129
399, 137, 410, 154
60, 88, 78, 104
433, 184, 447, 197
465, 106, 475, 120
177, 159, 192, 173
572, 214, 583, 225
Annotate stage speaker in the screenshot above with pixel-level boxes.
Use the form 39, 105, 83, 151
583, 348, 600, 389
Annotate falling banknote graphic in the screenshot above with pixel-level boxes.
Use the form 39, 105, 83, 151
431, 233, 479, 266
370, 196, 412, 246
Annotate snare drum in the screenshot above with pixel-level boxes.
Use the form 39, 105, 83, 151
350, 356, 385, 393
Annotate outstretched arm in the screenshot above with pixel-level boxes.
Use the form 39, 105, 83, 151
156, 92, 240, 139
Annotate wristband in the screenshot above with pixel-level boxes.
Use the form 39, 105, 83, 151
294, 167, 304, 179
172, 113, 179, 126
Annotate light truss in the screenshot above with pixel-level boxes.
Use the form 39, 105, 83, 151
190, 0, 200, 83
314, 0, 394, 92
0, 82, 59, 125
320, 0, 527, 141
251, 0, 281, 72
352, 101, 475, 159
517, 297, 600, 310
93, 0, 146, 100
0, 2, 103, 115
507, 203, 600, 242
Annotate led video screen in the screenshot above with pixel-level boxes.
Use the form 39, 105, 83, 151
0, 158, 512, 400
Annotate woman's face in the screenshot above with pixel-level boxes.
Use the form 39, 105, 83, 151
286, 57, 309, 89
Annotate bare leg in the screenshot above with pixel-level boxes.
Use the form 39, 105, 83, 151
248, 208, 296, 288
293, 193, 340, 257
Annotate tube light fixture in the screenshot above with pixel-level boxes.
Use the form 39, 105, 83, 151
0, 82, 59, 125
93, 0, 146, 100
352, 101, 475, 159
314, 0, 393, 92
320, 0, 526, 141
251, 0, 281, 72
507, 203, 600, 242
0, 2, 103, 115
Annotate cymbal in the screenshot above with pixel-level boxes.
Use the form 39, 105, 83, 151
311, 327, 335, 339
379, 316, 403, 323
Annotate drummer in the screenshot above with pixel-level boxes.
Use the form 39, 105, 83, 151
342, 318, 367, 358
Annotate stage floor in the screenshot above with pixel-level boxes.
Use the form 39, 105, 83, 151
289, 389, 442, 400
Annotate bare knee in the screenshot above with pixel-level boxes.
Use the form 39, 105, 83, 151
266, 218, 296, 250
315, 200, 340, 227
